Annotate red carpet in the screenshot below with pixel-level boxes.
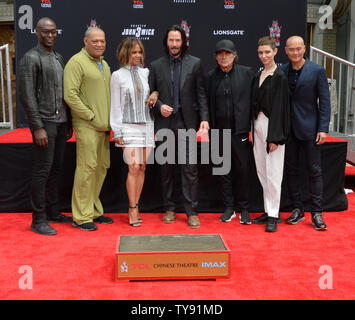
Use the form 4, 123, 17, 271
0, 208, 354, 300
0, 129, 353, 300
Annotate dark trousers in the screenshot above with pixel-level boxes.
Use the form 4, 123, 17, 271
31, 121, 68, 223
217, 132, 250, 210
158, 110, 199, 216
285, 132, 323, 213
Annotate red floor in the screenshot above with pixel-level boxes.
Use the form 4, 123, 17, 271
0, 206, 354, 300
0, 129, 353, 300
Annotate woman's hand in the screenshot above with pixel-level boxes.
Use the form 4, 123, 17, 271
269, 143, 278, 153
114, 137, 124, 145
146, 91, 159, 107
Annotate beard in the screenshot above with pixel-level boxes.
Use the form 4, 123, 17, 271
169, 47, 182, 57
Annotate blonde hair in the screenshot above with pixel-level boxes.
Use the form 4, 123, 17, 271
117, 37, 145, 67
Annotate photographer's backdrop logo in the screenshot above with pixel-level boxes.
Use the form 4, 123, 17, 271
41, 0, 52, 8
88, 19, 100, 29
122, 24, 155, 40
173, 0, 196, 3
133, 0, 144, 9
180, 20, 191, 46
269, 20, 282, 46
224, 0, 236, 9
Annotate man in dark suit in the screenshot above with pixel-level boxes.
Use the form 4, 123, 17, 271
207, 39, 254, 224
280, 36, 331, 231
148, 25, 209, 228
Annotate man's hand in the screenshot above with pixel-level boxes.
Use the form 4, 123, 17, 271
66, 127, 73, 141
160, 104, 173, 118
199, 121, 210, 135
34, 128, 48, 148
316, 132, 327, 145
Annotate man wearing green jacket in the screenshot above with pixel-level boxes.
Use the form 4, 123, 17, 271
64, 27, 113, 231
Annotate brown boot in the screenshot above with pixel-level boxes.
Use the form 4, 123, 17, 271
188, 215, 200, 228
163, 210, 176, 223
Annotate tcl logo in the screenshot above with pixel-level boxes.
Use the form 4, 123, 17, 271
224, 0, 235, 9
132, 263, 150, 270
41, 0, 52, 8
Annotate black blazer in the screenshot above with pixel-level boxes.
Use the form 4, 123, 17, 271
207, 63, 254, 134
148, 54, 209, 132
251, 67, 290, 146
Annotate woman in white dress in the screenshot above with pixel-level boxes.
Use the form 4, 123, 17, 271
110, 37, 157, 227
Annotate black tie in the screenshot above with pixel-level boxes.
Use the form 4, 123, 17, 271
173, 59, 180, 114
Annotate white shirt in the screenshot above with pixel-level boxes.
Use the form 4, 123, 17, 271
110, 65, 153, 138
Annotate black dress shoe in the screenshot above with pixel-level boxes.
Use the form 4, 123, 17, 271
93, 215, 114, 224
286, 208, 305, 225
31, 223, 57, 236
47, 213, 73, 223
253, 212, 282, 224
72, 222, 98, 231
312, 213, 327, 231
265, 217, 278, 232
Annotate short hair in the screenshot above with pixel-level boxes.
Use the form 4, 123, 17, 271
85, 27, 105, 38
163, 25, 188, 56
116, 37, 145, 67
258, 36, 276, 50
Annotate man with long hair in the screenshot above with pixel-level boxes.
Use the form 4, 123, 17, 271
148, 25, 209, 228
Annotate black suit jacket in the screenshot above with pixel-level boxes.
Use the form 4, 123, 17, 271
148, 54, 209, 132
207, 63, 254, 134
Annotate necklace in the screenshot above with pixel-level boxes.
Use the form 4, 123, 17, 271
263, 63, 277, 74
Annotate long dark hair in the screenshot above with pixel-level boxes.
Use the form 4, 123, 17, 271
163, 25, 188, 57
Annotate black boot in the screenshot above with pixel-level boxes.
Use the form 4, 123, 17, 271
265, 216, 278, 232
31, 212, 57, 235
253, 212, 282, 224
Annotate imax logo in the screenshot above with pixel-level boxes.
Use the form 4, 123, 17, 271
201, 262, 226, 268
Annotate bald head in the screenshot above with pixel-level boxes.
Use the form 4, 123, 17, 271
285, 35, 306, 68
35, 17, 57, 52
36, 17, 56, 29
286, 36, 305, 48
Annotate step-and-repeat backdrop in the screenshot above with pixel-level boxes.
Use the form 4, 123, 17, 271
15, 0, 307, 128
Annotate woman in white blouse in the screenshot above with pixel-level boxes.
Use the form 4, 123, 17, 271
110, 37, 157, 227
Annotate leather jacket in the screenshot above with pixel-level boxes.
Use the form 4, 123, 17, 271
18, 43, 71, 131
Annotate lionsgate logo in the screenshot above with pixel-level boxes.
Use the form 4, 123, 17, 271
224, 0, 236, 9
213, 29, 245, 36
122, 24, 155, 40
133, 0, 144, 9
41, 0, 52, 8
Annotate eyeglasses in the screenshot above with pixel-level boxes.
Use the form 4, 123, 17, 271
39, 29, 58, 35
